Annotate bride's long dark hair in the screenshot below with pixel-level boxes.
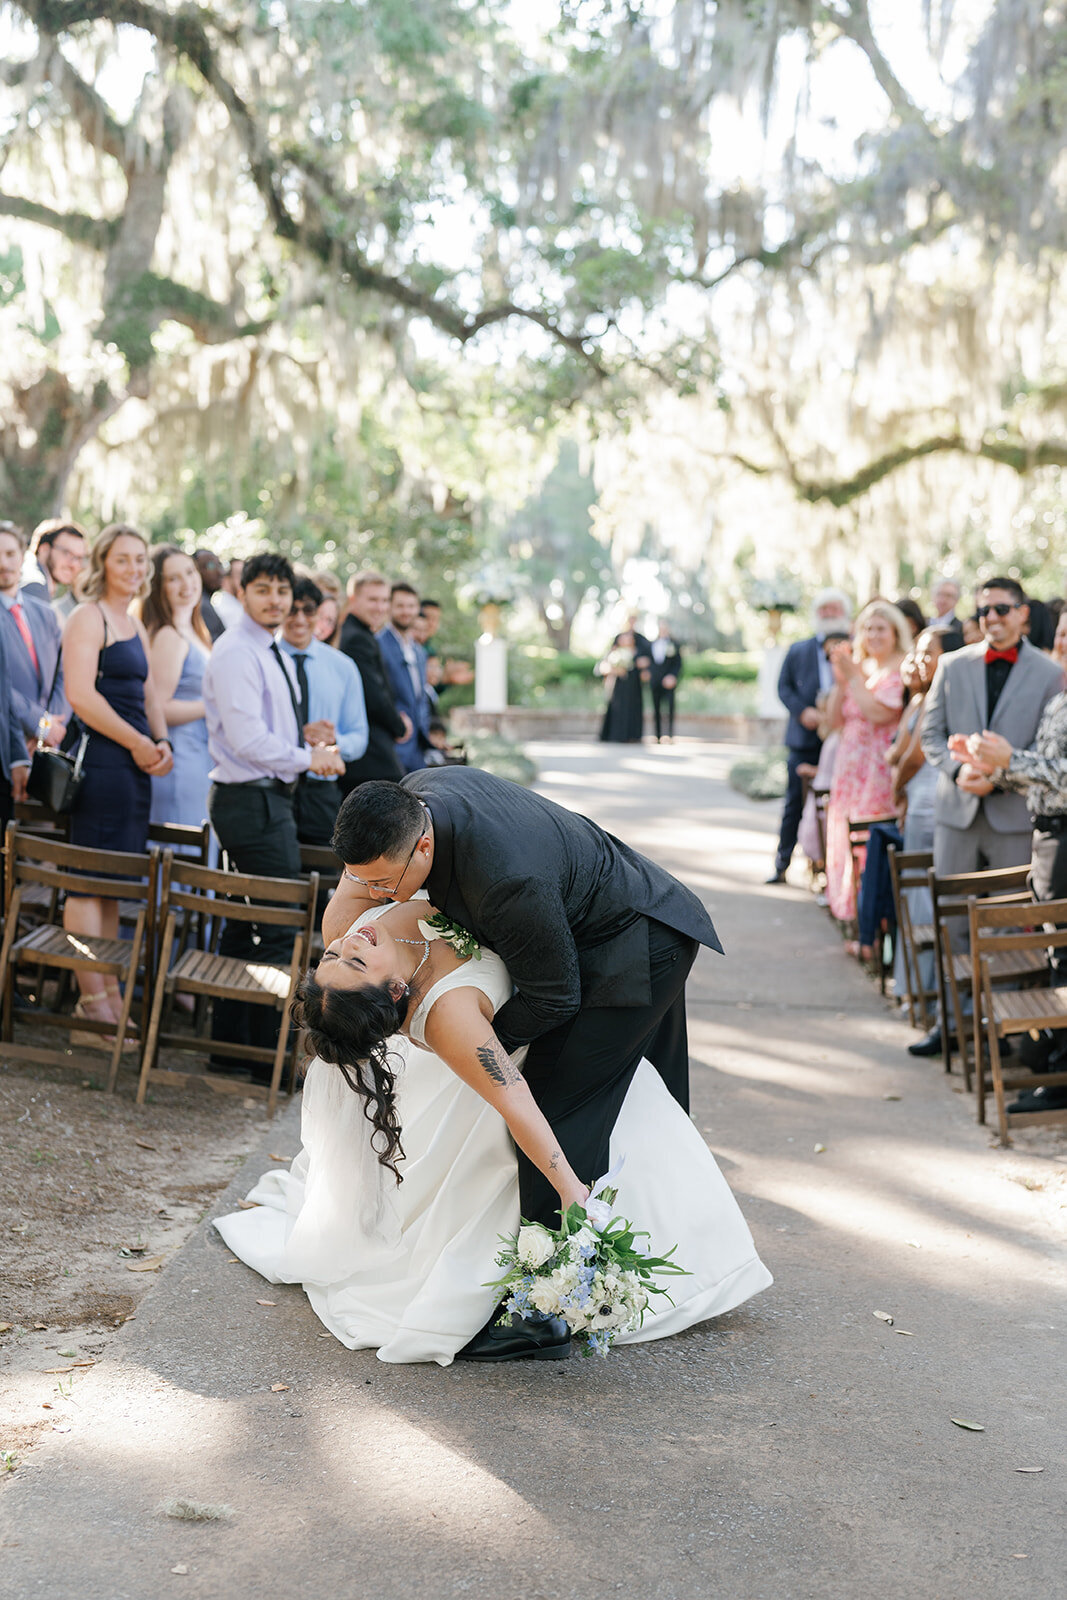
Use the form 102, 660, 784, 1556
293, 974, 407, 1181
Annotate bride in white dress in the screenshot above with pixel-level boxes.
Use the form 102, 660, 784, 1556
216, 896, 771, 1366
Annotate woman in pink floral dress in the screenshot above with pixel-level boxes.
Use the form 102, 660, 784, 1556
824, 601, 910, 923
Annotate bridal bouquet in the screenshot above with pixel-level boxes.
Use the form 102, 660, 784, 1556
487, 1190, 688, 1358
598, 646, 634, 680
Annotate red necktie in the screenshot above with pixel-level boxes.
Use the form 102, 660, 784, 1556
10, 601, 39, 673
985, 646, 1018, 664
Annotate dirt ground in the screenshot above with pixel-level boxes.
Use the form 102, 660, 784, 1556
0, 1053, 285, 1471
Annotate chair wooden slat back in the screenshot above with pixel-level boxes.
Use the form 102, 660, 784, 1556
137, 851, 320, 1116
888, 848, 934, 1031
927, 863, 1033, 1080
971, 894, 1067, 1140
0, 823, 160, 1093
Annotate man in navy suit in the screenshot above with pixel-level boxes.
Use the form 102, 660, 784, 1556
0, 523, 69, 750
768, 588, 851, 883
0, 590, 31, 895
378, 582, 430, 774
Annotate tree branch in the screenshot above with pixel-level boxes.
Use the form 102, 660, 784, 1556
0, 192, 117, 248
752, 432, 1067, 506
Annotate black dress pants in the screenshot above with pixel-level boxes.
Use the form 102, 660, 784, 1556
0, 774, 11, 902
775, 746, 818, 872
294, 776, 342, 848
209, 782, 303, 1068
516, 919, 698, 1227
651, 681, 676, 740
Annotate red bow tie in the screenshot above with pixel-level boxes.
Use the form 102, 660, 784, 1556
985, 646, 1018, 664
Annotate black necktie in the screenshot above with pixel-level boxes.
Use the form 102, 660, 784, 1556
293, 652, 310, 729
269, 641, 302, 737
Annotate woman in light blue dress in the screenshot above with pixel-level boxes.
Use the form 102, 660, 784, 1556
142, 545, 214, 853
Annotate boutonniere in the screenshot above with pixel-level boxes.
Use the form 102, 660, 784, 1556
417, 912, 482, 960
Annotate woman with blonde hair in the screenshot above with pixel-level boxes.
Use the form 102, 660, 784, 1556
141, 544, 214, 850
823, 599, 908, 924
62, 524, 172, 1043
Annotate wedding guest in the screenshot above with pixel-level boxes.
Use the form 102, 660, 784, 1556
338, 570, 409, 791
961, 613, 983, 646
193, 548, 227, 642
141, 545, 214, 849
277, 575, 368, 847
823, 600, 909, 923
202, 550, 344, 1070
0, 622, 30, 896
914, 576, 1062, 1056
597, 628, 646, 743
895, 597, 926, 640
62, 524, 172, 1043
211, 557, 245, 631
1024, 596, 1057, 653
21, 519, 88, 618
311, 570, 343, 646
649, 621, 683, 742
768, 588, 852, 884
961, 678, 1067, 1112
0, 521, 68, 753
378, 582, 431, 774
1053, 608, 1067, 669
929, 577, 961, 630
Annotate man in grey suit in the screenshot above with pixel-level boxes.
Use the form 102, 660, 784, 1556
0, 523, 69, 749
914, 575, 1063, 1053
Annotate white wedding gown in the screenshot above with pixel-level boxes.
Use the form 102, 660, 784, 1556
215, 905, 772, 1365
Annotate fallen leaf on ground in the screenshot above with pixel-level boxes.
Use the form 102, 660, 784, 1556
255, 1299, 276, 1307
125, 1255, 164, 1273
33, 1323, 46, 1331
57, 1349, 76, 1358
1012, 1554, 1028, 1559
134, 1139, 156, 1151
119, 1246, 146, 1257
41, 1360, 95, 1373
271, 1383, 290, 1392
171, 1565, 189, 1575
225, 1257, 240, 1263
268, 1153, 290, 1162
0, 1323, 12, 1334
237, 1200, 259, 1210
894, 1329, 915, 1337
883, 1094, 902, 1101
905, 1240, 922, 1249
1015, 1467, 1044, 1474
873, 1310, 894, 1324
813, 1143, 827, 1154
51, 1423, 71, 1434
950, 1418, 985, 1431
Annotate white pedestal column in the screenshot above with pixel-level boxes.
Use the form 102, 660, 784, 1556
475, 635, 508, 712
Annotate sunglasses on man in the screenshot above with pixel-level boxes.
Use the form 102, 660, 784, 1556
976, 603, 1018, 619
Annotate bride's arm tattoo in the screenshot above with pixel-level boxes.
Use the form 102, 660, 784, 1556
549, 1149, 560, 1171
475, 1039, 520, 1087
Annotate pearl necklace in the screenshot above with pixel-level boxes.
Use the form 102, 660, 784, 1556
391, 934, 430, 994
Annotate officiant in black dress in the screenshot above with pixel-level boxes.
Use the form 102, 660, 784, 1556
598, 627, 651, 743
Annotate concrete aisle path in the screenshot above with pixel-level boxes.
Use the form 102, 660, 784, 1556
2, 741, 1064, 1600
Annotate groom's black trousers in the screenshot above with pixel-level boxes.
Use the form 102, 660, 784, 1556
516, 919, 698, 1227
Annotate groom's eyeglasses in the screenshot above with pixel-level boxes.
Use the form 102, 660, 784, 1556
976, 603, 1017, 619
344, 831, 425, 899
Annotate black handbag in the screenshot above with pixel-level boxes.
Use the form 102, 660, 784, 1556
25, 612, 106, 815
27, 730, 89, 813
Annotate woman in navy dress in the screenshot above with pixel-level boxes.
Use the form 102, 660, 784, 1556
62, 525, 173, 1042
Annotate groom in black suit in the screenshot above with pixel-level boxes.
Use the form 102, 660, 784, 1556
330, 766, 722, 1357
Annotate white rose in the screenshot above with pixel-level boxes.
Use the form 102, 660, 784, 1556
417, 919, 443, 942
516, 1224, 557, 1269
527, 1277, 564, 1316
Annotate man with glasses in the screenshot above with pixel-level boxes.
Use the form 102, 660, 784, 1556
910, 576, 1063, 1055
21, 519, 88, 616
277, 574, 368, 846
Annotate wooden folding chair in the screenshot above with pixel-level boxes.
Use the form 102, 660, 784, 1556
888, 848, 935, 1030
299, 842, 342, 960
0, 824, 159, 1093
137, 853, 319, 1116
972, 896, 1067, 1141
928, 863, 1038, 1084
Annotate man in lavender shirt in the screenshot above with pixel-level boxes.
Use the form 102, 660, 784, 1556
203, 550, 344, 1071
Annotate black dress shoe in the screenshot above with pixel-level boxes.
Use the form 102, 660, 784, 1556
455, 1312, 571, 1363
765, 870, 788, 885
1007, 1084, 1067, 1115
907, 1027, 956, 1057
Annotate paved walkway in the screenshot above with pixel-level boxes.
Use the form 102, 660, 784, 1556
2, 741, 1064, 1600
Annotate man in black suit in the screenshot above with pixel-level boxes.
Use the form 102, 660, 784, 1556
338, 570, 411, 792
648, 621, 683, 742
328, 767, 722, 1356
768, 588, 851, 884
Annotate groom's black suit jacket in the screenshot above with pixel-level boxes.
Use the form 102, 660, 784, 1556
402, 766, 722, 1055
